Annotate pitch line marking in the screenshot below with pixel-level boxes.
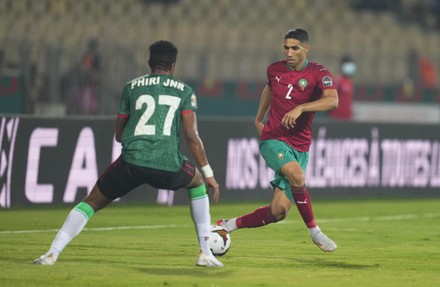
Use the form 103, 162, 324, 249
1, 212, 439, 235
0, 224, 181, 234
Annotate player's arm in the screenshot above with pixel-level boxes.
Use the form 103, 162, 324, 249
115, 85, 130, 142
182, 111, 220, 202
255, 85, 272, 134
115, 115, 129, 142
297, 88, 339, 112
282, 88, 338, 129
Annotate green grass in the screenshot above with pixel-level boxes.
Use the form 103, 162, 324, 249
1, 199, 440, 287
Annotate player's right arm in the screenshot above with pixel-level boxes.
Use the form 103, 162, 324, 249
115, 115, 128, 143
115, 85, 130, 143
182, 111, 220, 202
255, 85, 272, 135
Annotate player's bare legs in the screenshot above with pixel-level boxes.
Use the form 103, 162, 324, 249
82, 185, 113, 212
218, 161, 336, 252
217, 187, 292, 232
34, 185, 111, 265
281, 161, 337, 252
281, 161, 316, 228
270, 187, 293, 221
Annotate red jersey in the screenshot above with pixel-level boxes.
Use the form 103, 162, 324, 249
261, 60, 335, 152
329, 75, 353, 120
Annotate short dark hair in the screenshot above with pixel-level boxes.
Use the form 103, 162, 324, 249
284, 28, 309, 43
148, 40, 178, 70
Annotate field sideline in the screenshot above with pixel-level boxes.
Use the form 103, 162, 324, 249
1, 199, 439, 287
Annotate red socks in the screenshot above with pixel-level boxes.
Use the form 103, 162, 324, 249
236, 205, 278, 228
234, 186, 317, 229
291, 185, 317, 228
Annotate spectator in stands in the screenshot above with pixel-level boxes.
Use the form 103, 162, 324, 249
418, 56, 438, 89
329, 55, 356, 120
67, 38, 101, 115
407, 48, 438, 89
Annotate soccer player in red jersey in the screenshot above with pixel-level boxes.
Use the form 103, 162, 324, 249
218, 28, 339, 252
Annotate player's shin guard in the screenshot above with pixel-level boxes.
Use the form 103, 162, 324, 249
236, 205, 278, 229
48, 202, 95, 257
188, 185, 211, 255
291, 185, 317, 228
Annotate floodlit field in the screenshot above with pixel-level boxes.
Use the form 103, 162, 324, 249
1, 199, 439, 287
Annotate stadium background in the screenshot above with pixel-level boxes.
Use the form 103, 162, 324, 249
1, 0, 440, 207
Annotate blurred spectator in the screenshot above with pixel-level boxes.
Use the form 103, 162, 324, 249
407, 48, 438, 89
418, 56, 438, 88
67, 38, 101, 115
329, 55, 356, 120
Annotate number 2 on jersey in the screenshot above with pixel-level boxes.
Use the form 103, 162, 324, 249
285, 84, 293, 99
134, 94, 181, 136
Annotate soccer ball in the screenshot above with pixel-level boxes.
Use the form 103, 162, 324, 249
209, 225, 231, 256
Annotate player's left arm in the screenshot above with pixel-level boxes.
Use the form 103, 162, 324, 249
182, 111, 220, 202
297, 88, 339, 112
281, 88, 338, 129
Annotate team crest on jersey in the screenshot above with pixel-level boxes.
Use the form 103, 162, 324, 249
298, 78, 308, 90
191, 94, 198, 108
322, 75, 333, 87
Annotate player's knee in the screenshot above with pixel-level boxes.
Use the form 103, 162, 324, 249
188, 169, 204, 187
285, 170, 305, 187
270, 205, 289, 221
273, 209, 287, 221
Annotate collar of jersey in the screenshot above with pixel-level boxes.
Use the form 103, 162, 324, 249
286, 59, 309, 71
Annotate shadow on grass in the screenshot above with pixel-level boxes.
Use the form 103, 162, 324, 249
133, 266, 234, 277
296, 258, 378, 269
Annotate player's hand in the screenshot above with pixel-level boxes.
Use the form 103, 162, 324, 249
282, 107, 302, 129
205, 177, 220, 203
255, 121, 264, 135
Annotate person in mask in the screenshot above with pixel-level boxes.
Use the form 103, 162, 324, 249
329, 55, 356, 120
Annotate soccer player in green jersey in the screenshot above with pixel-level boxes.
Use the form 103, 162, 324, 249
34, 40, 223, 267
218, 28, 338, 252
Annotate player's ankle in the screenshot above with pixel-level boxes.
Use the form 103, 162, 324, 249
226, 218, 238, 232
308, 226, 321, 237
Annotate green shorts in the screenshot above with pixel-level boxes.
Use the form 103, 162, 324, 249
259, 139, 309, 203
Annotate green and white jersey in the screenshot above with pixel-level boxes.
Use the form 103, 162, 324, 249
118, 73, 197, 172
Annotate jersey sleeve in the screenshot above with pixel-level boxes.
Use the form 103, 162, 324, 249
266, 65, 273, 88
118, 84, 130, 117
315, 65, 336, 91
181, 86, 198, 114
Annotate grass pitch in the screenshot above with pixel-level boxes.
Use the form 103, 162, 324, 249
1, 198, 439, 287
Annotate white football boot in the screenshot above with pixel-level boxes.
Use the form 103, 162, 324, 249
312, 231, 337, 252
196, 252, 224, 267
216, 219, 229, 232
33, 253, 57, 265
